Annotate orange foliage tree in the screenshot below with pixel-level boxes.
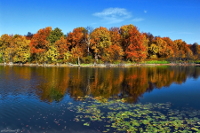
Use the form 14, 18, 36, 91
55, 36, 69, 62
174, 39, 193, 60
123, 25, 147, 62
120, 24, 134, 52
66, 27, 87, 64
0, 24, 198, 64
30, 27, 52, 63
103, 44, 124, 62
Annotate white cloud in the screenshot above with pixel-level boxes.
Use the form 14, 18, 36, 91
93, 8, 132, 24
132, 18, 144, 22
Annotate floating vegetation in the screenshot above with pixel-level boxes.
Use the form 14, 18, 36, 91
67, 96, 200, 132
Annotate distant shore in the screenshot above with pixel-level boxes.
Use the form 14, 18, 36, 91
1, 62, 200, 67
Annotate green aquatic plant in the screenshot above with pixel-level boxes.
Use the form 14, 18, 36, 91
67, 96, 200, 132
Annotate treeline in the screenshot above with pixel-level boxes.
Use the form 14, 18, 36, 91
0, 24, 200, 64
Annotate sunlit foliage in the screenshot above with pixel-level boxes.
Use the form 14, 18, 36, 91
0, 25, 198, 64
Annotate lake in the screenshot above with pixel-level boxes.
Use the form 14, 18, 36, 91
0, 66, 200, 133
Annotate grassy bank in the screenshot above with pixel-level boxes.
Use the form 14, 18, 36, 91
143, 60, 170, 64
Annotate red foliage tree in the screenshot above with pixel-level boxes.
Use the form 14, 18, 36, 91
125, 26, 147, 62
30, 27, 52, 54
30, 27, 52, 62
66, 27, 86, 52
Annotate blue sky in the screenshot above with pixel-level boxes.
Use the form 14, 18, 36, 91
0, 0, 200, 44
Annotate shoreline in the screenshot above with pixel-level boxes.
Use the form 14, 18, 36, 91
0, 62, 200, 67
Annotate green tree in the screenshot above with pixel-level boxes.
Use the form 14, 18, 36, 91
47, 27, 64, 44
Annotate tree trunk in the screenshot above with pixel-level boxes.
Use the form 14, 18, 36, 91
87, 45, 90, 56
78, 56, 80, 66
94, 53, 98, 64
87, 38, 90, 56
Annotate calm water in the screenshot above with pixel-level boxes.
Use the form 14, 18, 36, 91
0, 66, 200, 133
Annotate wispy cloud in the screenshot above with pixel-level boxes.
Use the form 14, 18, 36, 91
93, 8, 132, 24
132, 18, 144, 22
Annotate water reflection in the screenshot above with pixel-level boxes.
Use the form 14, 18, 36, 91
1, 66, 200, 103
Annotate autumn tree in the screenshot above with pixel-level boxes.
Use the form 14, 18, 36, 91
66, 27, 86, 50
143, 32, 154, 47
120, 25, 147, 62
42, 27, 64, 64
12, 35, 30, 63
54, 36, 70, 62
71, 46, 84, 65
153, 37, 169, 58
90, 27, 112, 63
174, 39, 193, 60
148, 43, 159, 58
97, 27, 124, 62
0, 25, 198, 64
103, 44, 124, 62
143, 33, 157, 58
100, 27, 124, 62
30, 27, 52, 63
44, 44, 58, 64
120, 24, 135, 52
162, 37, 177, 58
0, 34, 14, 63
66, 27, 87, 64
110, 27, 121, 46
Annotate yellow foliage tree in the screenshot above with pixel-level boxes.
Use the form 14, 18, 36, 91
13, 36, 30, 63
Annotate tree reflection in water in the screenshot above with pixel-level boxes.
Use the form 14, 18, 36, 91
5, 66, 200, 103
